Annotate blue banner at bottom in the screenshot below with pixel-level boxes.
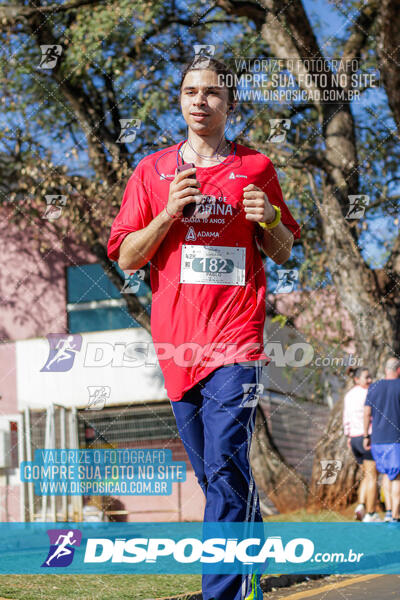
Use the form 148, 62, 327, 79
0, 522, 399, 574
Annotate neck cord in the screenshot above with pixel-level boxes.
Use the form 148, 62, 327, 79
182, 135, 230, 162
177, 139, 236, 169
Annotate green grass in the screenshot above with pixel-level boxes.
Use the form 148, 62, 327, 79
264, 508, 354, 522
0, 507, 360, 600
0, 574, 202, 600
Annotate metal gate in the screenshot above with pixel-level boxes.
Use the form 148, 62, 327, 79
21, 405, 83, 522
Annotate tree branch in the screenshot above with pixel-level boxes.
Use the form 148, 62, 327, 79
340, 0, 378, 68
0, 0, 106, 25
386, 231, 400, 277
27, 8, 129, 181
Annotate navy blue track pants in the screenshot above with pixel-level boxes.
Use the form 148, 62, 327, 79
171, 362, 264, 600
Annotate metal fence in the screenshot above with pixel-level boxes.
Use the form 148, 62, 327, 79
261, 391, 330, 482
18, 393, 330, 522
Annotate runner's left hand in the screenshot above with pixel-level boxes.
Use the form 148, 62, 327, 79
243, 184, 275, 224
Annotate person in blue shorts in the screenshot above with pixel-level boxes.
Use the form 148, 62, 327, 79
364, 357, 400, 522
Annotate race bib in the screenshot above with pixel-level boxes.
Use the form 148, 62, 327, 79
180, 245, 246, 286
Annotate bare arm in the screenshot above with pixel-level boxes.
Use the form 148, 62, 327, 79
243, 184, 294, 264
363, 405, 372, 450
118, 167, 201, 272
118, 209, 174, 271
258, 223, 294, 265
343, 394, 352, 448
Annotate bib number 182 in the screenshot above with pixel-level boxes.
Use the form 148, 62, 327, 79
193, 257, 234, 273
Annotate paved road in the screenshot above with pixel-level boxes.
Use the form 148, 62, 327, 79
266, 574, 400, 599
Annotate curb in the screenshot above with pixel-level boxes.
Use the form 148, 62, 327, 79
153, 573, 327, 600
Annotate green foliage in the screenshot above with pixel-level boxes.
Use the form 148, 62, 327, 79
271, 314, 288, 328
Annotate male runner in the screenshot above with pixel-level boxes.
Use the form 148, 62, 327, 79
364, 357, 400, 522
108, 58, 300, 600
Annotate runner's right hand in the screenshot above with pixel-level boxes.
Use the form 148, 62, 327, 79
166, 168, 202, 218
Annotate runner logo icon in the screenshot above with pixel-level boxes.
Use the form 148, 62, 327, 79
40, 334, 82, 372
42, 529, 82, 567
317, 460, 343, 485
240, 383, 264, 407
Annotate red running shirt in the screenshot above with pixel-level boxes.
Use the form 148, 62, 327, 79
108, 142, 300, 401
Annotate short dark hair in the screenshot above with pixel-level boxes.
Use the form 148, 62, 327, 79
179, 57, 237, 104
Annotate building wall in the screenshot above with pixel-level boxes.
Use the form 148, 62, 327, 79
0, 342, 17, 414
15, 329, 168, 410
0, 214, 94, 342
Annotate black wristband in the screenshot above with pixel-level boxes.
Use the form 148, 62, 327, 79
363, 434, 370, 438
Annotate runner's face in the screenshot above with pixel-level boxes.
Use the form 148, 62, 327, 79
180, 69, 230, 134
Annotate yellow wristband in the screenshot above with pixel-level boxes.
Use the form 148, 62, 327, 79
259, 205, 281, 230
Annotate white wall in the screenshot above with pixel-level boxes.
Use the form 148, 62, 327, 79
16, 329, 168, 410
15, 322, 343, 410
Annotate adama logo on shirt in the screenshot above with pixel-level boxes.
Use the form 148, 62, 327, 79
197, 231, 219, 238
185, 228, 220, 240
228, 172, 248, 179
185, 227, 196, 241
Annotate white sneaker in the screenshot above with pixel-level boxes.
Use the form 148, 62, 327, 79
362, 512, 382, 522
354, 503, 365, 521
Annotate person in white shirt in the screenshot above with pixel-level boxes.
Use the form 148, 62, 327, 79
343, 366, 380, 522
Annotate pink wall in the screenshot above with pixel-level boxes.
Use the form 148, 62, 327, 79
0, 208, 95, 342
0, 483, 20, 522
98, 440, 206, 522
0, 342, 17, 415
117, 470, 206, 522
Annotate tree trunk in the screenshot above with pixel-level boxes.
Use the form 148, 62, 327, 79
377, 0, 400, 132
308, 395, 361, 510
251, 406, 308, 512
